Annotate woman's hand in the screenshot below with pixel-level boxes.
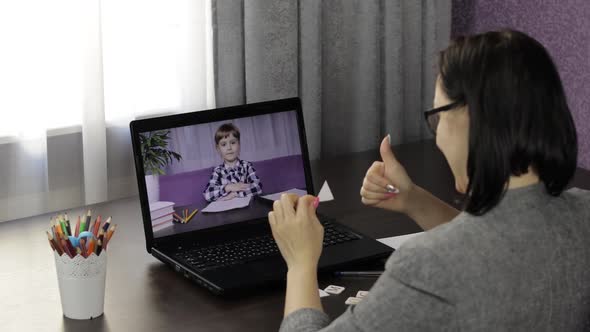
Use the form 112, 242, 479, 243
268, 194, 323, 271
360, 135, 416, 214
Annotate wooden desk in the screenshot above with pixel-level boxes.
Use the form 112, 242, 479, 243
1, 139, 588, 331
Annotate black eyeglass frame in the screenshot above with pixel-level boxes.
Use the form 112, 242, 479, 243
423, 101, 463, 135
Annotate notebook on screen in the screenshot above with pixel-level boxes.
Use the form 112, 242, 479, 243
129, 97, 393, 294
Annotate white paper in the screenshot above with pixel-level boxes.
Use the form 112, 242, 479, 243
319, 289, 330, 298
377, 232, 423, 250
318, 181, 334, 202
261, 188, 308, 201
201, 196, 252, 213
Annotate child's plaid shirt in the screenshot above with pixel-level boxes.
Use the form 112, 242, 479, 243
203, 159, 263, 202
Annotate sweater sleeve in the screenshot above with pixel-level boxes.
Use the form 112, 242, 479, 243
279, 244, 458, 332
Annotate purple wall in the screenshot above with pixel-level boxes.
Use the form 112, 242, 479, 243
452, 0, 590, 169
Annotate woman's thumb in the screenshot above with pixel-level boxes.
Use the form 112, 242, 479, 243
379, 135, 399, 167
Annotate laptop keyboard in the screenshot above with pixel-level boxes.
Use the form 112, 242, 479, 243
175, 220, 360, 271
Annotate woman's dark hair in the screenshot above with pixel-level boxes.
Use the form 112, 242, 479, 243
438, 29, 577, 215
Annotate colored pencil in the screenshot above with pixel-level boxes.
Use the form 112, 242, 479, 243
97, 227, 105, 244
75, 216, 80, 237
86, 239, 95, 257
59, 218, 68, 237
104, 225, 117, 249
186, 209, 198, 223
64, 238, 76, 257
61, 238, 73, 258
64, 213, 72, 236
102, 216, 112, 232
84, 210, 91, 232
46, 231, 63, 256
80, 238, 87, 258
93, 215, 102, 236
96, 239, 103, 256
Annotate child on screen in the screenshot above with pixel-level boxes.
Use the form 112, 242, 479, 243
203, 123, 263, 202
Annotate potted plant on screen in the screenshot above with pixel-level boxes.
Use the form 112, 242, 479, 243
139, 130, 182, 203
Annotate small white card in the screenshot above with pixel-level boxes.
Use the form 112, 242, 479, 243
319, 289, 330, 298
324, 285, 345, 295
356, 291, 369, 298
318, 181, 334, 202
345, 297, 362, 305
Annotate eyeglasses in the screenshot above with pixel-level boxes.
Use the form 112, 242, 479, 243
424, 101, 462, 135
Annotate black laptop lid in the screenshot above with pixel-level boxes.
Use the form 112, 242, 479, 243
130, 98, 314, 253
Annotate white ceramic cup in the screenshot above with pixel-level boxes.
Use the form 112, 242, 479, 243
53, 251, 107, 320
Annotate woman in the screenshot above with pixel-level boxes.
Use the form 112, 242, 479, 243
269, 29, 590, 331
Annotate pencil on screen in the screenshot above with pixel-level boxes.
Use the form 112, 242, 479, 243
186, 209, 198, 223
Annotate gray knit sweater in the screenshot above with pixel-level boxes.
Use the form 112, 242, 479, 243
279, 184, 590, 331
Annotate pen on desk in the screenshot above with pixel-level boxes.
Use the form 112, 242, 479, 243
334, 271, 384, 277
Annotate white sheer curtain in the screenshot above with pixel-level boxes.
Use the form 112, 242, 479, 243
0, 0, 215, 222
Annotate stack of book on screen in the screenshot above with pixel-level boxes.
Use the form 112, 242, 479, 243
150, 201, 175, 231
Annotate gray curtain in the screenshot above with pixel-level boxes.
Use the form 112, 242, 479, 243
212, 0, 451, 160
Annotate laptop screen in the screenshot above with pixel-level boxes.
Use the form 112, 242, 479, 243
139, 110, 307, 238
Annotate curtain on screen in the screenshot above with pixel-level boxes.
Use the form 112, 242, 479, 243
0, 0, 215, 222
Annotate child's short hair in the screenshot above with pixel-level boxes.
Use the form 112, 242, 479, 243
214, 123, 240, 145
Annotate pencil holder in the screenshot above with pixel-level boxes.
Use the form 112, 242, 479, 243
53, 251, 107, 320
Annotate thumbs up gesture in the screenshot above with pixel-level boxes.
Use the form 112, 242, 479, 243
360, 135, 415, 213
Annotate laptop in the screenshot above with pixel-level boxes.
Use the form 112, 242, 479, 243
129, 97, 393, 294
